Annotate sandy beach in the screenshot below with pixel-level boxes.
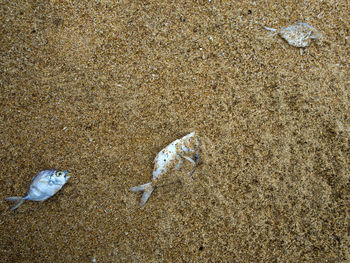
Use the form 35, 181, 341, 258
0, 0, 349, 262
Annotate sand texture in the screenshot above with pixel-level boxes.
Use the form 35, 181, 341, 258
1, 0, 349, 262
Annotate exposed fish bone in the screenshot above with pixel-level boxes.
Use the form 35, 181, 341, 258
130, 132, 200, 206
264, 22, 321, 48
6, 170, 70, 210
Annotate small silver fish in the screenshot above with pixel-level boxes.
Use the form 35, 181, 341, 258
130, 132, 200, 206
6, 169, 70, 210
264, 22, 321, 48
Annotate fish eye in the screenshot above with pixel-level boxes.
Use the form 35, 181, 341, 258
57, 171, 64, 177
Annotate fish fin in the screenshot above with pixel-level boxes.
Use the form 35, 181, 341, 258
182, 155, 196, 165
180, 154, 199, 176
6, 196, 26, 210
175, 154, 183, 170
6, 196, 23, 201
129, 182, 152, 192
263, 26, 277, 32
140, 186, 154, 206
263, 26, 278, 37
129, 182, 154, 206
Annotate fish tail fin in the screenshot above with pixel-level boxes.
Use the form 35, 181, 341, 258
140, 187, 154, 206
6, 196, 26, 210
129, 182, 151, 192
263, 26, 278, 37
263, 26, 277, 32
129, 182, 154, 206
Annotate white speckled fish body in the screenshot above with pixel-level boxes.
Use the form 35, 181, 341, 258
130, 132, 199, 206
153, 132, 198, 180
264, 22, 321, 48
6, 170, 70, 210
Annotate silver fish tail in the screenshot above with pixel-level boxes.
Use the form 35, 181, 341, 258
6, 196, 28, 210
129, 182, 154, 206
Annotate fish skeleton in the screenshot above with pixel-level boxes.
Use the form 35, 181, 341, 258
264, 22, 321, 48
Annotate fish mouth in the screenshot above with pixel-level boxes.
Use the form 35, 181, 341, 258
63, 171, 70, 180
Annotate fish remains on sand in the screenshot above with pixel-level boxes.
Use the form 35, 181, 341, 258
6, 169, 70, 210
263, 22, 321, 48
130, 132, 200, 206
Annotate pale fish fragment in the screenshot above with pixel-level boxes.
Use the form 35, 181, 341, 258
264, 22, 321, 48
130, 132, 200, 206
6, 170, 70, 210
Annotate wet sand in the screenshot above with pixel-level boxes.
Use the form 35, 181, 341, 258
0, 0, 349, 262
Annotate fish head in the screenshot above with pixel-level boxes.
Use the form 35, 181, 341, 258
54, 171, 70, 184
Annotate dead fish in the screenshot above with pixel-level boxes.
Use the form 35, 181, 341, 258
130, 132, 200, 206
6, 170, 70, 210
264, 22, 321, 48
